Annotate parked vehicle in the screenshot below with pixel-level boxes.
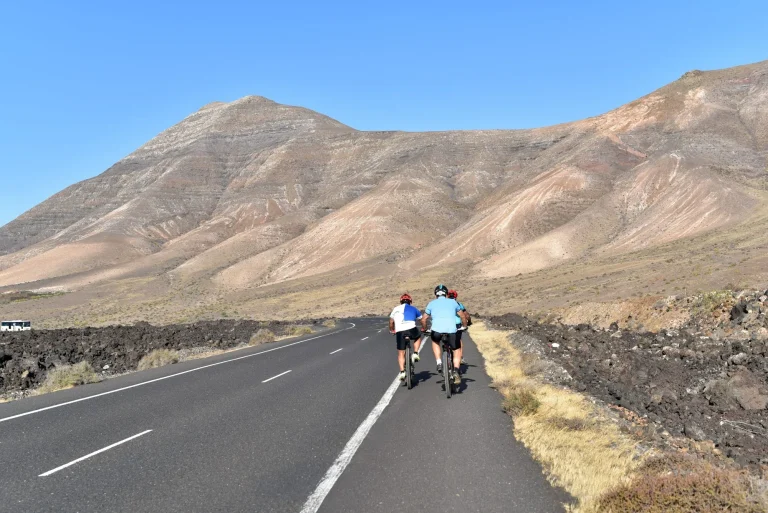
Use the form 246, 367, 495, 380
1, 320, 31, 332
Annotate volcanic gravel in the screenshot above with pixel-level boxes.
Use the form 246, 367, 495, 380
0, 319, 325, 393
489, 304, 768, 469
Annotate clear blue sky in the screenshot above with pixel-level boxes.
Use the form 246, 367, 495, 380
1, 0, 767, 227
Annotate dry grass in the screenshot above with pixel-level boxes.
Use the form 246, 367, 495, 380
322, 318, 337, 328
250, 328, 276, 345
36, 361, 101, 394
288, 325, 314, 337
471, 321, 641, 511
137, 349, 179, 370
597, 455, 765, 513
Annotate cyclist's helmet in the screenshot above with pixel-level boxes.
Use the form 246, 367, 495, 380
400, 293, 412, 304
434, 284, 448, 297
447, 289, 458, 299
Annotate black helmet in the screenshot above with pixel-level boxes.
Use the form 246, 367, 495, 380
434, 284, 448, 297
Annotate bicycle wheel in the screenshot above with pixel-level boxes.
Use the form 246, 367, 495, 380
405, 342, 413, 390
442, 349, 451, 399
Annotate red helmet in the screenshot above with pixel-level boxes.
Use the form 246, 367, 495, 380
447, 289, 458, 299
400, 293, 412, 304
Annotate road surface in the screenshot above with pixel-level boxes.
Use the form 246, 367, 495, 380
0, 318, 569, 512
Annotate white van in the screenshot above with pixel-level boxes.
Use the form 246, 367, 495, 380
1, 320, 31, 332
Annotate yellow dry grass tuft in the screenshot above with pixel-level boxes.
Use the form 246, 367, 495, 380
137, 349, 179, 370
471, 321, 641, 511
322, 318, 337, 328
250, 328, 276, 345
289, 325, 314, 337
37, 361, 101, 394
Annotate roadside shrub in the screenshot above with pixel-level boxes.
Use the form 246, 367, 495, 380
137, 349, 179, 370
38, 362, 101, 394
546, 415, 592, 432
597, 466, 762, 513
250, 328, 276, 345
289, 326, 314, 336
693, 289, 733, 315
322, 319, 337, 328
502, 386, 541, 416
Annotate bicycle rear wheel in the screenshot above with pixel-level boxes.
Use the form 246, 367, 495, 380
442, 349, 451, 399
405, 342, 413, 390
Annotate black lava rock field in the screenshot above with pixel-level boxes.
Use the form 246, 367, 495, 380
0, 319, 324, 394
490, 307, 768, 469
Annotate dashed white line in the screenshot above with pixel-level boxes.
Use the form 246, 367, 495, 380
361, 337, 369, 341
39, 430, 152, 477
329, 349, 342, 355
262, 370, 292, 383
299, 333, 428, 513
0, 324, 357, 424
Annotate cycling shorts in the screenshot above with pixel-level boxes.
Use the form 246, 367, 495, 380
455, 324, 464, 344
396, 327, 420, 350
430, 331, 460, 350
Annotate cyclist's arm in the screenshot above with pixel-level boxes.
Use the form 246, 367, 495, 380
458, 309, 468, 328
388, 317, 396, 333
421, 313, 430, 331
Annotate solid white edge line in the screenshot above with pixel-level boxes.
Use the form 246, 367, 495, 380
361, 337, 368, 341
0, 324, 357, 424
262, 370, 292, 383
39, 429, 153, 477
299, 333, 429, 513
329, 349, 342, 355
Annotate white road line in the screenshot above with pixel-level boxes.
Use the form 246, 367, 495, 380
39, 430, 152, 477
262, 370, 292, 383
299, 334, 428, 513
329, 348, 342, 355
361, 337, 369, 341
0, 324, 356, 424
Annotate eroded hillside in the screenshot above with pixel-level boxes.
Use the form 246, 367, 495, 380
1, 61, 767, 325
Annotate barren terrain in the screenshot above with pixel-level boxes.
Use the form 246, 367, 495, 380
0, 61, 767, 325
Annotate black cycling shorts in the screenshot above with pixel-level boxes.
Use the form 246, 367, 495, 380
396, 327, 420, 350
455, 324, 464, 344
430, 331, 460, 350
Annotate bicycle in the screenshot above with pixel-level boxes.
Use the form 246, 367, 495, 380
403, 333, 416, 389
426, 330, 458, 398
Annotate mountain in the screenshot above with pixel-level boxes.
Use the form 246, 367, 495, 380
1, 61, 767, 326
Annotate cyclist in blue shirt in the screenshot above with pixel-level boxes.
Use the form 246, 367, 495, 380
421, 284, 467, 385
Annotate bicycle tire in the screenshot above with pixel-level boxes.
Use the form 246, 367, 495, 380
405, 341, 413, 390
442, 349, 451, 399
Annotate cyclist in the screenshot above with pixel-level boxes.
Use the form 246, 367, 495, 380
421, 284, 467, 385
447, 289, 471, 366
389, 293, 423, 381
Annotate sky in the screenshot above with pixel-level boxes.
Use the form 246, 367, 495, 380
1, 0, 767, 226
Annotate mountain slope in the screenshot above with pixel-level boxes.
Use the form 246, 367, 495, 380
1, 61, 767, 325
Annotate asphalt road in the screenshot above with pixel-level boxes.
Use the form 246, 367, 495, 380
0, 318, 569, 512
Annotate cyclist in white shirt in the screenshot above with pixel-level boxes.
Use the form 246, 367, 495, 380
389, 293, 423, 381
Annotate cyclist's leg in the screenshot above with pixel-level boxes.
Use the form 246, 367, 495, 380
412, 327, 422, 353
454, 327, 464, 369
447, 333, 461, 370
430, 331, 443, 370
396, 332, 407, 372
408, 328, 421, 362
